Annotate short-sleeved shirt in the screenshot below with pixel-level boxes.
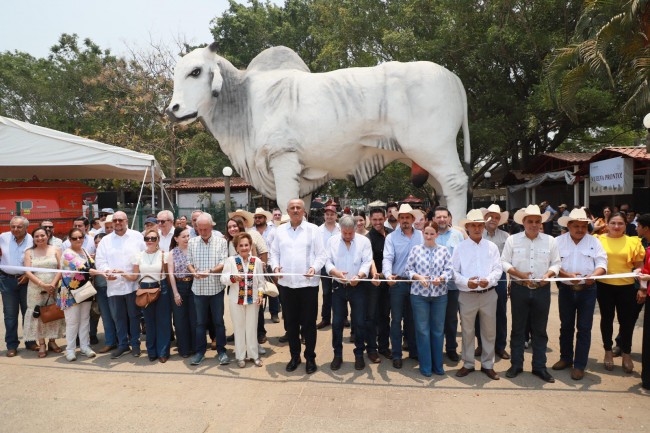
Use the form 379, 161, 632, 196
597, 234, 645, 285
132, 250, 165, 283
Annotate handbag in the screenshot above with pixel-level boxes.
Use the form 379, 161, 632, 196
70, 280, 97, 303
40, 295, 65, 323
262, 280, 279, 298
135, 251, 165, 308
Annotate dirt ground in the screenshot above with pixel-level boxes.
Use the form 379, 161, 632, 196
0, 285, 648, 433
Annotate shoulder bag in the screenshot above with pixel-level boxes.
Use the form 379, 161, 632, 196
67, 249, 98, 303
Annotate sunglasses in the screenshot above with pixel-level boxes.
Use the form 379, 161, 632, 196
42, 226, 54, 230
69, 236, 84, 241
144, 236, 159, 242
113, 218, 126, 222
157, 220, 170, 224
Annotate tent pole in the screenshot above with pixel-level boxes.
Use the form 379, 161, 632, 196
151, 161, 156, 213
132, 167, 149, 231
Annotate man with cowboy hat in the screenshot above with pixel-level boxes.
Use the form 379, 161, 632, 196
553, 208, 607, 380
501, 204, 561, 383
317, 205, 341, 330
252, 207, 281, 324
383, 203, 423, 368
452, 209, 503, 380
475, 204, 511, 360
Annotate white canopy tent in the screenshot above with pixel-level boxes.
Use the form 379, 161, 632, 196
0, 116, 166, 215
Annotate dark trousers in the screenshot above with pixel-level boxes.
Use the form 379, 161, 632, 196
332, 282, 366, 357
320, 268, 333, 322
0, 276, 28, 350
195, 291, 226, 355
444, 288, 459, 352
476, 273, 508, 351
642, 296, 650, 388
172, 280, 196, 356
558, 284, 597, 370
363, 282, 380, 354
377, 282, 391, 353
141, 280, 172, 358
92, 277, 117, 346
108, 292, 141, 350
389, 282, 417, 359
510, 283, 551, 370
279, 284, 318, 361
597, 282, 638, 353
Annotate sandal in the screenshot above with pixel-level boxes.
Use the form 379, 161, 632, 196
237, 360, 246, 368
622, 353, 634, 374
48, 340, 62, 353
38, 343, 47, 358
604, 350, 614, 371
254, 359, 263, 367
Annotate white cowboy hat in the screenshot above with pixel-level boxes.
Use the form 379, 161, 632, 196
558, 207, 591, 227
459, 209, 487, 227
513, 205, 551, 225
480, 204, 509, 226
390, 203, 420, 220
273, 214, 290, 226
253, 207, 273, 221
229, 209, 255, 228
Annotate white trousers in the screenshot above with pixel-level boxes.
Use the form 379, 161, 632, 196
459, 289, 498, 369
229, 290, 260, 361
64, 302, 92, 353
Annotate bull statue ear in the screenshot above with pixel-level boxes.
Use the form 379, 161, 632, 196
211, 62, 223, 98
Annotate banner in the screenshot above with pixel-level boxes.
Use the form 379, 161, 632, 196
589, 157, 633, 196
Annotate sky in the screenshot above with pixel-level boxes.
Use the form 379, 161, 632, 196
0, 0, 237, 59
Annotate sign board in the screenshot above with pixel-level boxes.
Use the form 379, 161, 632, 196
589, 157, 633, 196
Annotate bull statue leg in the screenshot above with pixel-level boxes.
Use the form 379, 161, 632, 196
269, 152, 302, 214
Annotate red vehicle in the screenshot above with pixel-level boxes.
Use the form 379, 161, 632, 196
0, 180, 96, 238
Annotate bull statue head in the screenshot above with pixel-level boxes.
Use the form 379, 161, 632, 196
166, 43, 223, 124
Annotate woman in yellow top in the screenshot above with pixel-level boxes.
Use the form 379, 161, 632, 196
597, 213, 646, 373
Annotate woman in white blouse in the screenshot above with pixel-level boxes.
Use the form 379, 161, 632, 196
221, 232, 265, 368
127, 229, 171, 363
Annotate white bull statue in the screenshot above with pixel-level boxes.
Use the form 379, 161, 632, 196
166, 43, 470, 218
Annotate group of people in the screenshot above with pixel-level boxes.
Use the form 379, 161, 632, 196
1, 199, 650, 390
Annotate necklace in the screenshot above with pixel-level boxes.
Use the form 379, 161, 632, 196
144, 250, 159, 266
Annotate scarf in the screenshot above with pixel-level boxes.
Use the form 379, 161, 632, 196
233, 256, 256, 305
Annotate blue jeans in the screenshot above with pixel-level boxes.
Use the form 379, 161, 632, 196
411, 294, 447, 376
363, 282, 380, 354
444, 285, 459, 352
475, 273, 508, 351
558, 283, 597, 370
0, 275, 28, 350
195, 291, 226, 355
93, 277, 117, 347
510, 283, 551, 370
108, 291, 141, 350
389, 282, 417, 359
141, 280, 172, 358
332, 282, 366, 357
172, 279, 196, 357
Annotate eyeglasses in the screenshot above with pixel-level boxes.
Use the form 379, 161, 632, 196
157, 219, 170, 224
254, 216, 265, 219
144, 236, 159, 242
113, 218, 126, 222
42, 226, 54, 230
69, 236, 84, 241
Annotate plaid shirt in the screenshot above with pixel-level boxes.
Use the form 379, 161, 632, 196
187, 234, 228, 296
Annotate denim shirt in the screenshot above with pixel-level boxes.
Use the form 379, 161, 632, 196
382, 227, 424, 278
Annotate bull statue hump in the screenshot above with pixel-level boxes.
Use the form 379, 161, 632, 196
166, 44, 470, 218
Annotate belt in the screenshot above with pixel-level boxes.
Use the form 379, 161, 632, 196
558, 282, 593, 292
468, 287, 495, 294
393, 276, 409, 281
177, 277, 193, 282
512, 281, 550, 289
0, 270, 23, 278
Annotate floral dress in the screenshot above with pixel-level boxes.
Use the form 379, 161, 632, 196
23, 251, 65, 341
58, 248, 95, 310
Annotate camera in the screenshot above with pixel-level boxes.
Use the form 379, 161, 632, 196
32, 305, 41, 318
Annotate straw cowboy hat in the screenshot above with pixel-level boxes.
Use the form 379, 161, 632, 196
389, 203, 421, 220
513, 205, 551, 225
273, 214, 290, 226
459, 209, 487, 227
253, 207, 273, 221
557, 208, 591, 227
481, 204, 509, 226
229, 209, 255, 228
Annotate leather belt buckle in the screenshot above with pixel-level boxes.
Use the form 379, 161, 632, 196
472, 287, 495, 294
570, 284, 586, 291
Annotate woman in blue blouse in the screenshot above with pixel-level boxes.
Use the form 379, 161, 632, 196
405, 221, 453, 377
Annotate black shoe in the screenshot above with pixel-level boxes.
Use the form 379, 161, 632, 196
392, 358, 403, 369
506, 366, 523, 378
89, 335, 99, 345
532, 368, 555, 383
286, 357, 301, 372
111, 347, 130, 359
278, 333, 289, 343
226, 333, 235, 342
306, 359, 317, 374
379, 348, 392, 359
316, 320, 331, 329
149, 356, 158, 362
446, 351, 460, 362
354, 357, 365, 370
343, 318, 351, 328
258, 334, 267, 344
131, 347, 141, 357
330, 356, 343, 371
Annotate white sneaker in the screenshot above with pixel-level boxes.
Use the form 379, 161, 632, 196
66, 352, 77, 362
81, 347, 96, 358
258, 345, 266, 355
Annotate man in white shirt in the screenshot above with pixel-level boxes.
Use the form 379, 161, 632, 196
317, 205, 340, 329
62, 216, 96, 255
501, 205, 561, 383
452, 209, 503, 380
95, 211, 146, 359
157, 210, 175, 252
325, 215, 373, 371
271, 199, 326, 374
252, 207, 280, 324
553, 208, 607, 380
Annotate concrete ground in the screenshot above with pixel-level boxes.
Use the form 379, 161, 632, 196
0, 285, 648, 433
